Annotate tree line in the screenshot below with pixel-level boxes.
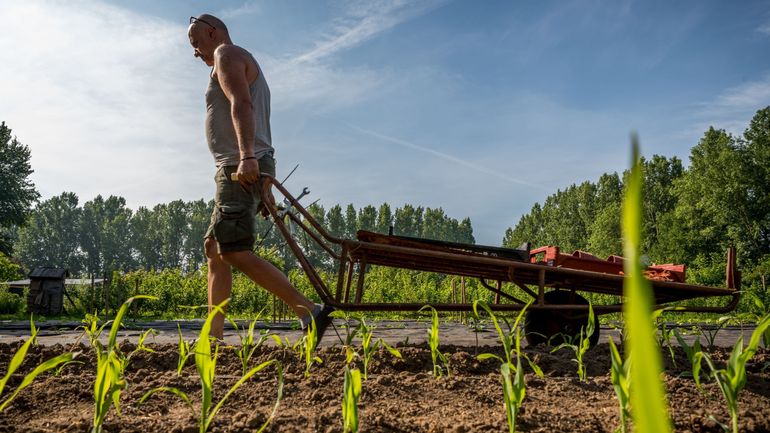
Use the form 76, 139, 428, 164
503, 106, 770, 296
8, 191, 475, 277
2, 107, 768, 313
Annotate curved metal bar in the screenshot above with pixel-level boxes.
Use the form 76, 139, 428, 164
479, 279, 525, 304
286, 212, 341, 260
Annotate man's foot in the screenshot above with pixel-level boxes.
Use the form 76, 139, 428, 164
312, 304, 336, 342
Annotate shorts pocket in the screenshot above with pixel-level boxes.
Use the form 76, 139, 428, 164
212, 205, 254, 245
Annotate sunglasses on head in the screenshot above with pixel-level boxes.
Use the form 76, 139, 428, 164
189, 16, 216, 30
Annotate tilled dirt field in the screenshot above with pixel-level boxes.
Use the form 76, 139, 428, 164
0, 337, 769, 433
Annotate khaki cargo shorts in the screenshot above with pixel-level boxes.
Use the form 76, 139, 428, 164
204, 154, 276, 253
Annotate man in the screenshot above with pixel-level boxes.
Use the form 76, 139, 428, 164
188, 14, 333, 340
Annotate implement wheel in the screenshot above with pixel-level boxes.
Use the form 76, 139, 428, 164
524, 290, 600, 347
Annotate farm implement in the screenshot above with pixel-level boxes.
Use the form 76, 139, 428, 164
260, 177, 740, 345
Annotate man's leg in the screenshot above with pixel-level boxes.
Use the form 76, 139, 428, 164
220, 250, 315, 317
205, 236, 232, 339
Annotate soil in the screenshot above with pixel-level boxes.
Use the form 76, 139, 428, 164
0, 336, 769, 433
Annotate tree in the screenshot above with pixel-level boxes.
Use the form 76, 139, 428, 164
358, 205, 377, 233
345, 204, 357, 239
15, 193, 83, 274
79, 195, 134, 276
394, 204, 418, 237
376, 203, 393, 234
183, 199, 213, 271
326, 205, 345, 238
130, 206, 161, 270
0, 122, 39, 255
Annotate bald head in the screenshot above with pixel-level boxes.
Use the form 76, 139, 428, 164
188, 14, 231, 66
189, 14, 228, 35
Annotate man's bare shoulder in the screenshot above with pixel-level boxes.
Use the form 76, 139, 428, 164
214, 44, 253, 63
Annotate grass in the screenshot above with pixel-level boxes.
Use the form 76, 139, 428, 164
621, 136, 673, 433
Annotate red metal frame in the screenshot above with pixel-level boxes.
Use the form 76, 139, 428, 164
260, 176, 740, 316
529, 246, 686, 282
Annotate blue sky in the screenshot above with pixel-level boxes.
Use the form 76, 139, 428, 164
1, 0, 769, 245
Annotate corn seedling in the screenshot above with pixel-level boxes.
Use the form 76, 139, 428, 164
342, 366, 362, 433
551, 302, 595, 381
474, 301, 542, 433
673, 328, 704, 382
300, 307, 323, 378
467, 312, 486, 356
742, 293, 770, 347
695, 314, 770, 433
141, 300, 284, 433
473, 300, 543, 377
176, 324, 193, 376
608, 338, 631, 433
657, 322, 677, 368
698, 316, 730, 349
347, 318, 402, 380
0, 316, 78, 412
500, 358, 526, 433
228, 313, 270, 376
419, 305, 450, 378
621, 137, 673, 433
91, 295, 156, 433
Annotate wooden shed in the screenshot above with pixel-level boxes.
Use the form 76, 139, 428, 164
27, 267, 69, 315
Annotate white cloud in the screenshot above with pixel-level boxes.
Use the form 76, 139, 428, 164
292, 0, 445, 64
254, 0, 444, 113
0, 0, 213, 208
218, 1, 262, 19
690, 74, 770, 136
757, 21, 770, 35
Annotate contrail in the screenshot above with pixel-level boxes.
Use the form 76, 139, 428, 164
348, 124, 548, 190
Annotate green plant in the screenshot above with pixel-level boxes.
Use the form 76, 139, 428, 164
301, 308, 323, 378
673, 328, 704, 382
621, 138, 672, 433
89, 295, 156, 433
176, 324, 193, 376
467, 313, 486, 356
741, 293, 770, 347
473, 300, 542, 376
551, 302, 595, 381
419, 305, 450, 378
500, 359, 525, 433
345, 318, 402, 380
228, 314, 270, 376
608, 338, 631, 433
657, 322, 677, 368
474, 301, 543, 433
695, 314, 770, 433
342, 366, 362, 433
0, 317, 77, 412
140, 300, 283, 433
698, 316, 730, 348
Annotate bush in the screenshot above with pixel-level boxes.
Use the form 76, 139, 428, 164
0, 286, 24, 314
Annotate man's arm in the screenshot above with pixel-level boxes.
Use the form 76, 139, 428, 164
215, 46, 259, 187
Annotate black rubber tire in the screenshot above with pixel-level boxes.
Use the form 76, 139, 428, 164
524, 290, 601, 348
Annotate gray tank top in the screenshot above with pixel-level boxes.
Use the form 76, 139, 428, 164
205, 52, 273, 167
